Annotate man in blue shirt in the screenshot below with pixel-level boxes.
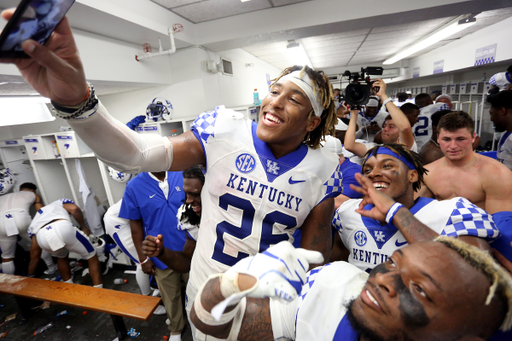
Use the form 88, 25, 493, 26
120, 171, 186, 341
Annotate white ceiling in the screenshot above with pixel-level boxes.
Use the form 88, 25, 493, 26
0, 0, 511, 96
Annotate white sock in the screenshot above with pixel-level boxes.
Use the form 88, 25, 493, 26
94, 284, 103, 288
41, 251, 54, 268
2, 261, 15, 275
64, 278, 73, 284
169, 334, 181, 341
136, 264, 151, 296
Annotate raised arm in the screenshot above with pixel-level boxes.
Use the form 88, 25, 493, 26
344, 110, 369, 157
373, 79, 415, 149
351, 173, 489, 249
0, 10, 205, 174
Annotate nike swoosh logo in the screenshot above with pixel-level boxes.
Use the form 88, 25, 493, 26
149, 194, 156, 198
288, 177, 306, 184
395, 240, 408, 247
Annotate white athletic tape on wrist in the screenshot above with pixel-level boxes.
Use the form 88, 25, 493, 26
211, 269, 258, 321
67, 102, 173, 173
194, 274, 242, 326
385, 202, 404, 224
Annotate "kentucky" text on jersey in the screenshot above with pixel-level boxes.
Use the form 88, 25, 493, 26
226, 173, 303, 212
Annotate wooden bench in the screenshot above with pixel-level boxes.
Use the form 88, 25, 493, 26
0, 273, 161, 340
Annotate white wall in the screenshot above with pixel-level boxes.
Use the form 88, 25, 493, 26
397, 16, 512, 80
100, 47, 281, 123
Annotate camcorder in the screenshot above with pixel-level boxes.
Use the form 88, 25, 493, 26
343, 67, 384, 110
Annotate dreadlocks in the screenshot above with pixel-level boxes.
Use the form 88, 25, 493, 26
180, 165, 205, 226
271, 65, 337, 149
435, 236, 512, 332
363, 143, 428, 192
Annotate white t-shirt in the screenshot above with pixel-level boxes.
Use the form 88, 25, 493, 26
0, 191, 35, 213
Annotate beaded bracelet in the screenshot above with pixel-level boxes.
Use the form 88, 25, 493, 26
51, 83, 98, 120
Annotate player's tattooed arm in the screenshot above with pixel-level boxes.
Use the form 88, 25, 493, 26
190, 276, 273, 341
300, 197, 334, 268
392, 207, 438, 243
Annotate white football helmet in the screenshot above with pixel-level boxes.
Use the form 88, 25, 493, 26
108, 166, 133, 183
0, 168, 16, 195
146, 98, 173, 122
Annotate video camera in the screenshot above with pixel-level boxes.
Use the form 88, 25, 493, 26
343, 67, 384, 109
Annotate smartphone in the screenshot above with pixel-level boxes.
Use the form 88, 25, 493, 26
0, 0, 75, 58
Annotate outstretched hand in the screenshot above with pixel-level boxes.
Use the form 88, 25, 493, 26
0, 9, 87, 106
142, 234, 164, 258
350, 173, 396, 222
211, 241, 323, 321
372, 78, 387, 99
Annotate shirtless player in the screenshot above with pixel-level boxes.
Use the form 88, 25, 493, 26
417, 111, 512, 261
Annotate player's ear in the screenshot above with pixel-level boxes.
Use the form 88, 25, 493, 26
306, 115, 321, 132
408, 169, 418, 184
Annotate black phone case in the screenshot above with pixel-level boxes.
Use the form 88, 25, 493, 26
0, 0, 75, 58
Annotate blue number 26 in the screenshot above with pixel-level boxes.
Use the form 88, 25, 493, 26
212, 193, 297, 266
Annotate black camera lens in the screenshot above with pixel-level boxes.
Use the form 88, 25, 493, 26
344, 83, 371, 106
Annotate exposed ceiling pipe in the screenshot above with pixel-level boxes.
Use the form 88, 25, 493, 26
135, 27, 177, 62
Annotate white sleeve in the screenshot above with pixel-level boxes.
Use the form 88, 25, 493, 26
67, 101, 173, 173
269, 297, 297, 340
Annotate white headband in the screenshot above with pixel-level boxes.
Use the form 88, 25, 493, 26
279, 71, 323, 117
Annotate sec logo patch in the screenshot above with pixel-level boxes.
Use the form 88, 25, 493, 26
236, 153, 256, 173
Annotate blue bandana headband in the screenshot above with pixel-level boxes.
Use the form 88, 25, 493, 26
365, 146, 416, 170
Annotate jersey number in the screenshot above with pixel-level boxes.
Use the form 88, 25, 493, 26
212, 193, 297, 266
414, 117, 429, 137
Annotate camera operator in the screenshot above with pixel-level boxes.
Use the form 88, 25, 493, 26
345, 79, 416, 164
354, 96, 387, 142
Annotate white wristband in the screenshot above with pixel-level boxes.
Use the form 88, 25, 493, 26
140, 258, 150, 265
385, 203, 404, 224
382, 97, 393, 107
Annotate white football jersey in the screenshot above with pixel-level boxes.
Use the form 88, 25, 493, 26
356, 111, 387, 142
28, 199, 75, 237
497, 131, 512, 171
187, 106, 343, 301
333, 197, 499, 272
413, 103, 450, 150
489, 71, 511, 91
270, 262, 367, 341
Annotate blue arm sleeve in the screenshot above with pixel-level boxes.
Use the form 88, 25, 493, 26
491, 211, 512, 262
